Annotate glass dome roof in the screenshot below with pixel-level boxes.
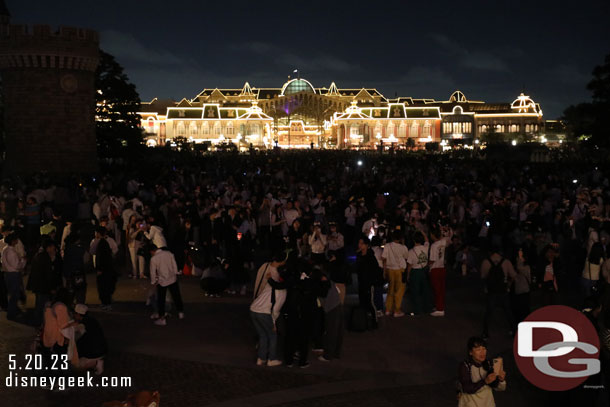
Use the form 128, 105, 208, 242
281, 78, 316, 96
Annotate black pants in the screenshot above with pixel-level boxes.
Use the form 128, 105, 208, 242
284, 311, 312, 366
312, 306, 325, 350
157, 282, 184, 316
323, 305, 344, 359
0, 271, 7, 309
511, 292, 530, 324
483, 292, 515, 336
97, 273, 116, 306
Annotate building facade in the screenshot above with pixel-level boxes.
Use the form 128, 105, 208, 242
139, 77, 546, 149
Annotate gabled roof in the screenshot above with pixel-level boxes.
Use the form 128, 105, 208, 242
353, 88, 374, 101
176, 98, 192, 107
208, 89, 227, 101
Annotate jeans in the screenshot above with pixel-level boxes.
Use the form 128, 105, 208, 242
251, 311, 277, 361
4, 272, 22, 319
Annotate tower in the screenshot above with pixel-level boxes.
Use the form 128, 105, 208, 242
0, 2, 100, 174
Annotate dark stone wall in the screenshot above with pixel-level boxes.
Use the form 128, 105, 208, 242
0, 25, 99, 174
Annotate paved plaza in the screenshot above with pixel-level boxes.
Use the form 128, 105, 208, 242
0, 271, 562, 406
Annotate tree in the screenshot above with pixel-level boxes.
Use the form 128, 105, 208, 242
95, 50, 143, 157
562, 53, 610, 145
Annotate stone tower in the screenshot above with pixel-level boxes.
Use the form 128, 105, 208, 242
0, 1, 100, 174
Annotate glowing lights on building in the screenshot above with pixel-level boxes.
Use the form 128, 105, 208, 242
138, 77, 546, 149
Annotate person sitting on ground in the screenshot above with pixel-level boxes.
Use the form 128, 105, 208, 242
73, 304, 107, 375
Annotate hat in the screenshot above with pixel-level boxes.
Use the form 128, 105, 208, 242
75, 304, 88, 315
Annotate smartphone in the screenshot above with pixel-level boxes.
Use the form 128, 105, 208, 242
485, 221, 491, 227
492, 357, 503, 374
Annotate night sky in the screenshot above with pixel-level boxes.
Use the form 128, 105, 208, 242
6, 0, 610, 118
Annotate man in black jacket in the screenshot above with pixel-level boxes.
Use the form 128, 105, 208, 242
27, 239, 62, 326
356, 237, 381, 328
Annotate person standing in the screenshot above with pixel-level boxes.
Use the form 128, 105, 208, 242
149, 246, 185, 326
512, 248, 531, 324
250, 256, 286, 367
2, 233, 27, 320
308, 222, 327, 265
318, 272, 344, 363
63, 232, 88, 305
356, 237, 380, 325
429, 229, 447, 317
481, 246, 516, 339
382, 230, 410, 317
27, 239, 62, 326
406, 231, 432, 316
127, 215, 147, 279
94, 227, 117, 311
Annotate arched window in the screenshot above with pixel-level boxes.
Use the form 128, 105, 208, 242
214, 122, 222, 135
226, 121, 234, 135
190, 122, 198, 135
176, 122, 186, 135
398, 122, 407, 138
423, 121, 431, 138
350, 125, 360, 137
202, 122, 209, 135
387, 121, 395, 137
525, 124, 531, 133
374, 122, 382, 138
410, 122, 419, 137
251, 124, 261, 136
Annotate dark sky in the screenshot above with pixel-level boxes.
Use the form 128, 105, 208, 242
7, 0, 610, 118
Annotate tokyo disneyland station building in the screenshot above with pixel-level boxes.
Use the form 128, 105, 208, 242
138, 76, 545, 149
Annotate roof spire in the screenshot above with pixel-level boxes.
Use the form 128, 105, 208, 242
327, 82, 340, 96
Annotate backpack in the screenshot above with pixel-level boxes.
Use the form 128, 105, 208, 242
486, 257, 507, 294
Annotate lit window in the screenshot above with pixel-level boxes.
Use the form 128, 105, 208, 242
410, 122, 419, 137
423, 121, 431, 137
177, 123, 185, 135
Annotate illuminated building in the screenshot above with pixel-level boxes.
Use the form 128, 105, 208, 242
138, 77, 545, 149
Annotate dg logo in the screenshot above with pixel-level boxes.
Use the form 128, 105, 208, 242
514, 305, 601, 391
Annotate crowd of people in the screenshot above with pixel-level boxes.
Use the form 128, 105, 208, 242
1, 148, 610, 403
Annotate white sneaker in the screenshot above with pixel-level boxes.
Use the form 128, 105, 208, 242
430, 311, 445, 317
150, 313, 159, 320
94, 359, 104, 375
256, 358, 267, 366
178, 312, 185, 320
154, 318, 167, 326
267, 360, 282, 367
